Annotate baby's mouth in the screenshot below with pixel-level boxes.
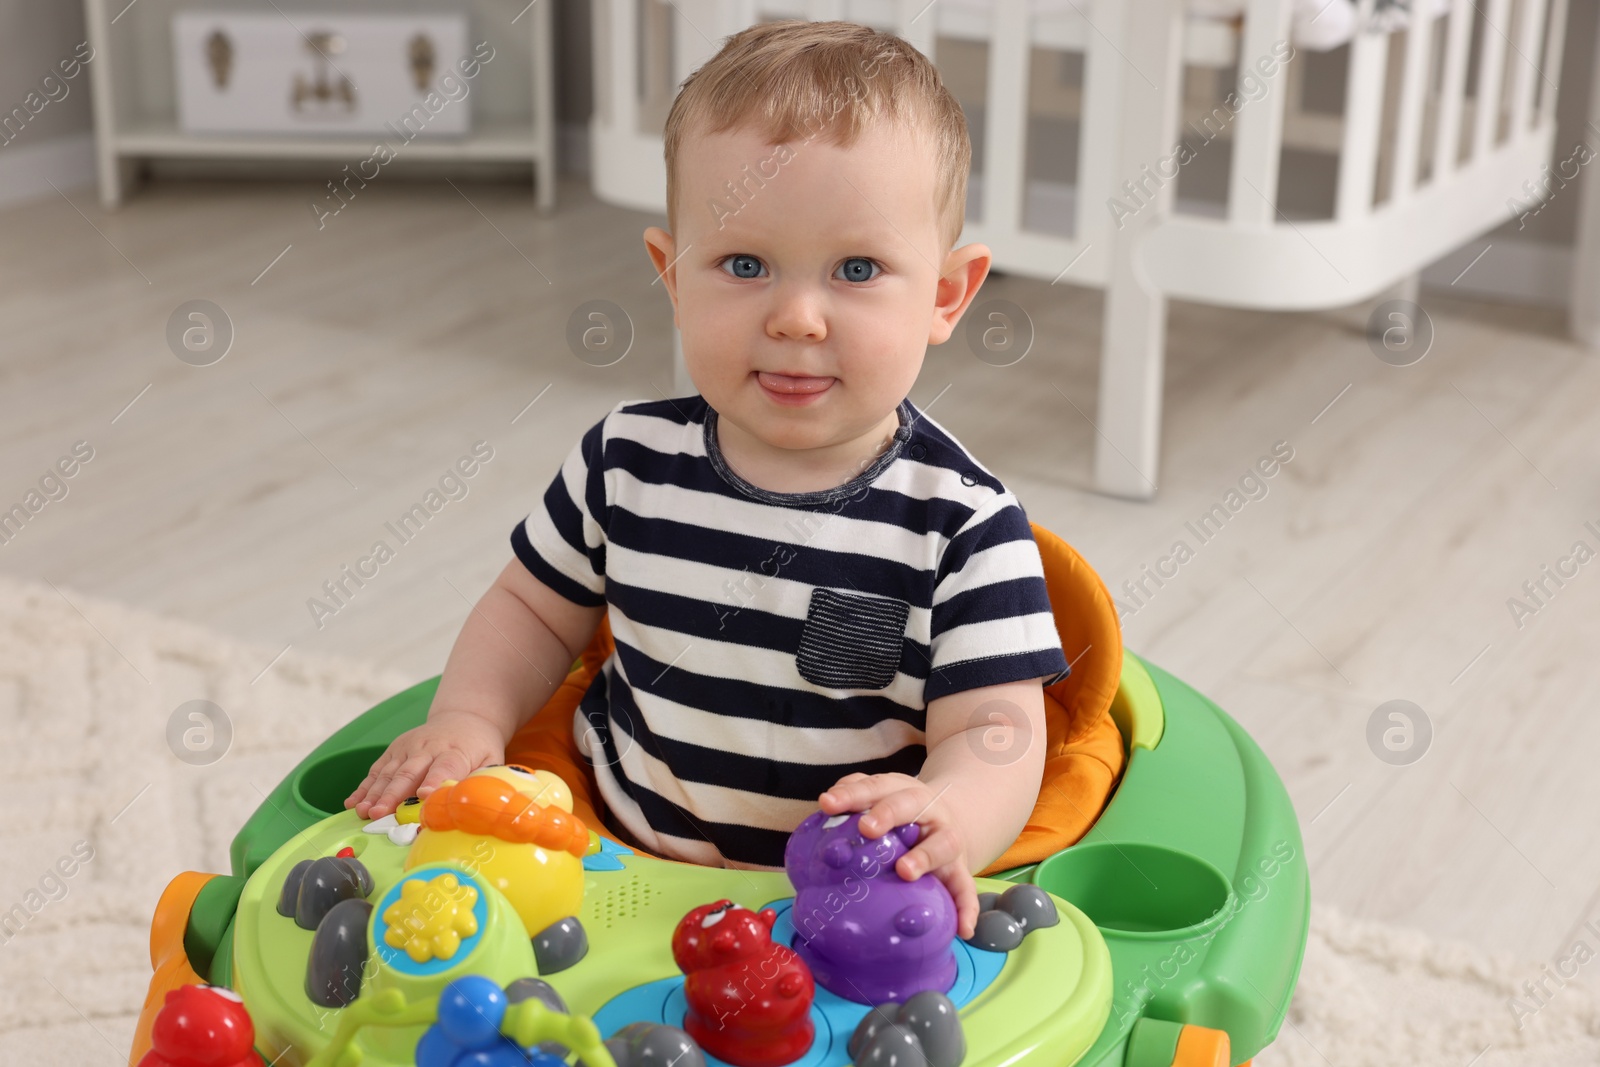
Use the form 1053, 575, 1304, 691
756, 371, 833, 395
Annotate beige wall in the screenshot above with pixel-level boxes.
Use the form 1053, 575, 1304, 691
0, 0, 93, 146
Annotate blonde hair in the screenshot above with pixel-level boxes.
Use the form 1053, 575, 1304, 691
662, 20, 971, 250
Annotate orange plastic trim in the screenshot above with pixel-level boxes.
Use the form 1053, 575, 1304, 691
1172, 1024, 1231, 1067
128, 871, 216, 1066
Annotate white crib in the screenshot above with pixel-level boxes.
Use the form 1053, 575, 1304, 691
589, 0, 1569, 498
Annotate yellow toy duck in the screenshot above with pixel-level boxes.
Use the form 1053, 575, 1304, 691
402, 765, 592, 938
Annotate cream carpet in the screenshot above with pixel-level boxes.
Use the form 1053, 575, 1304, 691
0, 573, 414, 1063
1, 574, 1595, 1066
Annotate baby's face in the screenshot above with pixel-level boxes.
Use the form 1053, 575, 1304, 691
646, 120, 987, 455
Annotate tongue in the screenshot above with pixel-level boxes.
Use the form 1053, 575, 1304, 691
758, 372, 832, 394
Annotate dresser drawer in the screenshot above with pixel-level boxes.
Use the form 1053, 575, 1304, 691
172, 10, 475, 136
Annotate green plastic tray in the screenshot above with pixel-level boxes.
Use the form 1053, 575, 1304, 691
210, 652, 1308, 1066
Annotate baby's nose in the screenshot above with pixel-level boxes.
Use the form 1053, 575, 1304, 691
766, 285, 827, 342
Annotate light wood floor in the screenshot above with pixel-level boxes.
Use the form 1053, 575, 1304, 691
3, 175, 1597, 971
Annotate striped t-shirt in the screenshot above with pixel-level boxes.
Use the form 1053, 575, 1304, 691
512, 395, 1069, 870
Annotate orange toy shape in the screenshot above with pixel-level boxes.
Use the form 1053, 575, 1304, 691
404, 770, 589, 937
418, 773, 589, 856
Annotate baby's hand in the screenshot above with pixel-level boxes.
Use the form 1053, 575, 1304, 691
344, 713, 505, 820
819, 772, 979, 940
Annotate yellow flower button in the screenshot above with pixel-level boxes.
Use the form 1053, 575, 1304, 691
382, 872, 479, 963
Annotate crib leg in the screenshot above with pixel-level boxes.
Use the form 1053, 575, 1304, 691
1094, 257, 1166, 500
1091, 0, 1185, 501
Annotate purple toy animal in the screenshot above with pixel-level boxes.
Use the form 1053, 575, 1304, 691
783, 810, 957, 1004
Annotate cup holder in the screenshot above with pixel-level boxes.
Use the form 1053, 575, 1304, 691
1035, 842, 1233, 938
291, 744, 389, 819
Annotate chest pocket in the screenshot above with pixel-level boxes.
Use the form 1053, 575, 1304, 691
795, 588, 910, 691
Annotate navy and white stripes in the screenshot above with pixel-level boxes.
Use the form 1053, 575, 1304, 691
512, 394, 1068, 869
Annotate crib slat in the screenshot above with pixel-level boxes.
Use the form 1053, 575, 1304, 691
1337, 0, 1387, 220
1542, 0, 1568, 127
1539, 0, 1570, 127
1432, 0, 1474, 178
640, 0, 673, 124
1389, 0, 1437, 200
1510, 0, 1551, 136
1078, 0, 1122, 246
980, 0, 1029, 241
1227, 0, 1293, 225
1472, 0, 1512, 154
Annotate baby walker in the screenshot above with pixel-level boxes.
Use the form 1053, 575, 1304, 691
128, 526, 1308, 1067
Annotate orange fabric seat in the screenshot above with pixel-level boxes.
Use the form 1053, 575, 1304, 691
505, 522, 1125, 875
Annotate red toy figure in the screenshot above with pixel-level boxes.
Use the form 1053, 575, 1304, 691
671, 899, 815, 1067
139, 984, 265, 1067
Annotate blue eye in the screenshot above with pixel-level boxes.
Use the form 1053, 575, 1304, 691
721, 254, 765, 279
835, 257, 880, 283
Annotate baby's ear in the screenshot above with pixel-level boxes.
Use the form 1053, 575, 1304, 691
642, 227, 682, 316
929, 242, 992, 346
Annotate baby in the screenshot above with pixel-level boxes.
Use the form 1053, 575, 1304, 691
346, 20, 1069, 940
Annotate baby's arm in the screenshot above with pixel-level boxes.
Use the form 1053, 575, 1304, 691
345, 556, 604, 819
917, 677, 1048, 865
820, 677, 1048, 938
